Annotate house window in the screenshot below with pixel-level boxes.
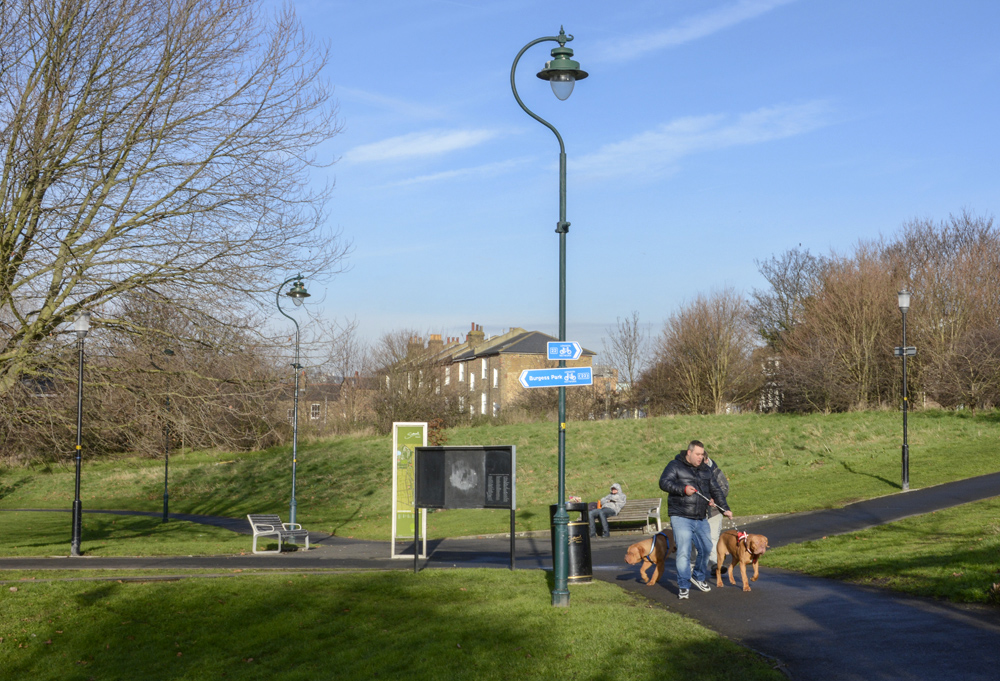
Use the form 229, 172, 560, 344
445, 366, 451, 385
492, 401, 499, 417
493, 368, 498, 388
310, 403, 321, 420
470, 373, 475, 391
287, 408, 294, 423
459, 363, 465, 381
458, 396, 464, 410
481, 358, 487, 380
480, 393, 487, 415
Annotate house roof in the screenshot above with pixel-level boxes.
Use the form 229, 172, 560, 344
452, 330, 596, 361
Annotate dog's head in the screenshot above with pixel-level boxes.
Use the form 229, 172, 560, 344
624, 543, 644, 565
749, 534, 769, 556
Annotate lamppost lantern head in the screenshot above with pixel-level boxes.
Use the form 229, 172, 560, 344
898, 289, 911, 314
286, 277, 310, 307
73, 311, 91, 339
536, 31, 587, 101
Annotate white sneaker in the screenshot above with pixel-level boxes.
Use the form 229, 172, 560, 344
678, 588, 689, 600
691, 578, 711, 592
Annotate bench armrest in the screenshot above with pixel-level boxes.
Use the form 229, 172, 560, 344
283, 523, 303, 531
253, 524, 279, 533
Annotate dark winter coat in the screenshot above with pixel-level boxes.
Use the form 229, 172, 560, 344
659, 451, 731, 521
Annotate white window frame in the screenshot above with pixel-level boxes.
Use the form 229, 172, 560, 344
481, 358, 487, 380
459, 363, 465, 381
493, 368, 499, 388
480, 393, 487, 415
445, 366, 451, 385
310, 403, 321, 420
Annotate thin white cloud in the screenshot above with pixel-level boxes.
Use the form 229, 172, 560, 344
336, 86, 447, 121
382, 157, 532, 188
575, 100, 831, 180
595, 0, 796, 63
346, 129, 500, 164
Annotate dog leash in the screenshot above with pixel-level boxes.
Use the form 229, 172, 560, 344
693, 490, 748, 542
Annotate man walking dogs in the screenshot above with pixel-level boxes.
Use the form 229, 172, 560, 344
659, 440, 733, 599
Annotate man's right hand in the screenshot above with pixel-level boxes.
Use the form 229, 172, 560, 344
683, 485, 696, 496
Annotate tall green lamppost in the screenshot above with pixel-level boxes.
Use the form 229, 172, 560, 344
150, 348, 175, 522
511, 27, 588, 607
70, 310, 91, 557
895, 289, 916, 491
276, 274, 310, 525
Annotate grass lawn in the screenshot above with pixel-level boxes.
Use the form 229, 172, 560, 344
0, 512, 251, 557
768, 496, 1000, 605
0, 569, 786, 681
2, 411, 999, 542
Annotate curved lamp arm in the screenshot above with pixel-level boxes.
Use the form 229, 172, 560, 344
276, 275, 304, 367
510, 34, 569, 155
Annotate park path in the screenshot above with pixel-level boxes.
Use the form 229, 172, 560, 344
3, 472, 1000, 679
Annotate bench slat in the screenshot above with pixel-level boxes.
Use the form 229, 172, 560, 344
605, 498, 662, 533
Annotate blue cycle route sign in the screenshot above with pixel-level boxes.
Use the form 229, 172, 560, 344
546, 341, 583, 361
519, 367, 593, 389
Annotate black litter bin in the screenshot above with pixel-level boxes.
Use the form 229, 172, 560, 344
549, 503, 592, 583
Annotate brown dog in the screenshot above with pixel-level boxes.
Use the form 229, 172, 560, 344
625, 529, 676, 586
715, 529, 769, 591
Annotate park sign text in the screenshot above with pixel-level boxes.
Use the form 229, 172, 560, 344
519, 366, 593, 389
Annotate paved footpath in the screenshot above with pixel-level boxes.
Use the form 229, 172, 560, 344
4, 472, 1000, 680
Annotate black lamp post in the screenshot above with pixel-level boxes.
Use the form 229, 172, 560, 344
511, 27, 587, 607
276, 275, 310, 525
70, 310, 91, 556
894, 289, 916, 491
151, 348, 175, 522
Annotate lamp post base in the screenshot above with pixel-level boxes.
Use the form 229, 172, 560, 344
70, 499, 82, 556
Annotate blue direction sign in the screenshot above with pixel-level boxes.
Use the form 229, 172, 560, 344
546, 341, 583, 361
519, 367, 593, 389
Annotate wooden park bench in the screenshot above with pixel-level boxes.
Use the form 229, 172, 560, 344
605, 498, 663, 534
247, 514, 311, 554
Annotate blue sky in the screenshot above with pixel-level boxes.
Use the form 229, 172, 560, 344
286, 0, 1000, 359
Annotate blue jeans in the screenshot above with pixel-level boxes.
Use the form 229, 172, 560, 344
670, 515, 712, 589
588, 507, 618, 536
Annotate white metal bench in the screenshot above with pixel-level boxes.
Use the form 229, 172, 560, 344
605, 498, 663, 533
247, 514, 311, 554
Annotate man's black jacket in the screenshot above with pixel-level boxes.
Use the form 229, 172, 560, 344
659, 451, 731, 520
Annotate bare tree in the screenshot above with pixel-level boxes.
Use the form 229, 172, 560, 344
641, 288, 760, 415
0, 0, 348, 404
601, 310, 649, 416
749, 247, 826, 349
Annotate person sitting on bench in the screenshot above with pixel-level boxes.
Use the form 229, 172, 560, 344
589, 482, 626, 538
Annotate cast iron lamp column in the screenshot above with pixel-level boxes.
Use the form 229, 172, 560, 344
151, 348, 175, 522
511, 27, 588, 607
70, 311, 91, 556
276, 275, 310, 525
896, 289, 913, 491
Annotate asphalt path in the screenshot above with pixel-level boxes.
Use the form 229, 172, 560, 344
4, 472, 1000, 679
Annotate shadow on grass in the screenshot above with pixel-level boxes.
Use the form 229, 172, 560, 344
3, 572, 785, 681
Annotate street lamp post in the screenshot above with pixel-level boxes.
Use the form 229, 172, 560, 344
511, 27, 588, 607
895, 289, 915, 491
276, 275, 310, 526
151, 348, 175, 522
70, 311, 91, 556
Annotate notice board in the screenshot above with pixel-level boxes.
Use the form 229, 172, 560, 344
414, 446, 516, 510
